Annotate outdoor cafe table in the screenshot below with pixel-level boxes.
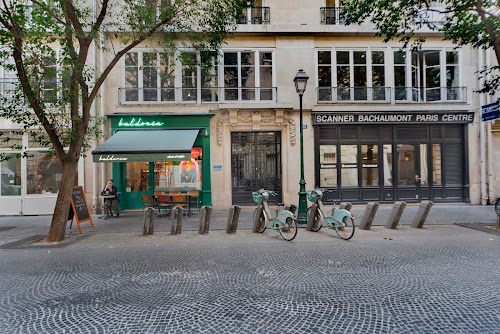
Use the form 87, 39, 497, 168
154, 192, 199, 217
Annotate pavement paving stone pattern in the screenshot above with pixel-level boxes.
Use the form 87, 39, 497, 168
0, 205, 499, 333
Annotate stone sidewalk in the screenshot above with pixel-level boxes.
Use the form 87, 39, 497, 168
0, 204, 498, 241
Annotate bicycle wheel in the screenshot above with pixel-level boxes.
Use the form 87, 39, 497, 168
335, 216, 355, 240
306, 207, 322, 232
253, 208, 266, 233
279, 217, 298, 241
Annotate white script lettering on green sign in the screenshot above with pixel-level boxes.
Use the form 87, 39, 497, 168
99, 155, 129, 161
118, 118, 164, 127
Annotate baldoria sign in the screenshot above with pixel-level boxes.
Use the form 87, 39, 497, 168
98, 155, 128, 161
118, 118, 164, 127
313, 112, 474, 124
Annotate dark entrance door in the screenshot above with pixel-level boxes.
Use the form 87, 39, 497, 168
396, 144, 426, 202
231, 132, 282, 205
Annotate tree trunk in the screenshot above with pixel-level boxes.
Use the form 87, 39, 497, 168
46, 158, 79, 242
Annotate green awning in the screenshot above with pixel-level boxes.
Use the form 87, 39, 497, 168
92, 129, 199, 163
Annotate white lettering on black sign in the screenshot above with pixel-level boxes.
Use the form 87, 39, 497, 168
362, 163, 378, 168
320, 164, 337, 169
314, 113, 474, 124
341, 163, 358, 168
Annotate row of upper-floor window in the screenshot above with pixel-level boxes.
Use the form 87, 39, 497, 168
0, 47, 465, 104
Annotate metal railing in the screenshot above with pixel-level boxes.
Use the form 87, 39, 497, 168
394, 87, 466, 103
317, 87, 391, 103
118, 87, 277, 104
238, 7, 270, 24
414, 8, 446, 25
0, 80, 19, 101
320, 7, 344, 25
317, 86, 467, 104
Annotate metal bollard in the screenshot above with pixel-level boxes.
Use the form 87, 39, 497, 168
385, 202, 406, 229
142, 207, 155, 235
176, 207, 184, 234
339, 202, 352, 211
203, 206, 212, 234
231, 206, 241, 233
306, 204, 318, 231
226, 207, 234, 234
360, 202, 380, 230
411, 201, 433, 228
170, 207, 183, 235
198, 205, 213, 234
253, 205, 264, 233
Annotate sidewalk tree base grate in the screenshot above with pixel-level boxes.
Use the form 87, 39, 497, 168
454, 223, 500, 236
0, 234, 92, 249
0, 227, 16, 232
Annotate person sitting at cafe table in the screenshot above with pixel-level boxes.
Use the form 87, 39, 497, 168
101, 179, 119, 219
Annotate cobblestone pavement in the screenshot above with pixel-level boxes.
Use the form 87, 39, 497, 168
0, 222, 499, 333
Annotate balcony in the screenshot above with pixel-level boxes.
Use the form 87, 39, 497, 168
118, 87, 277, 105
238, 7, 270, 24
317, 87, 391, 103
320, 7, 344, 25
317, 86, 467, 104
394, 87, 466, 103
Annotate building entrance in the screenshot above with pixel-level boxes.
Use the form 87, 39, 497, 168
231, 132, 282, 205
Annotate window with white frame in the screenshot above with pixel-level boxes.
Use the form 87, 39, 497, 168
0, 130, 77, 197
394, 49, 462, 102
122, 49, 274, 104
222, 50, 274, 102
317, 49, 388, 103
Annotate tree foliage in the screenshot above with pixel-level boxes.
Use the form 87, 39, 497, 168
0, 0, 251, 241
342, 0, 500, 96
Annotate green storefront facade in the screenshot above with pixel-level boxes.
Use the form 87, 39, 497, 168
94, 113, 212, 210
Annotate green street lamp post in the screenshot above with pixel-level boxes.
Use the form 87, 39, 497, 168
294, 69, 309, 224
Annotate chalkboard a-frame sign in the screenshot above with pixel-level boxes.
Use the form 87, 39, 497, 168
68, 186, 94, 233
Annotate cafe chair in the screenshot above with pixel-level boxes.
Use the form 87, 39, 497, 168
157, 195, 172, 217
169, 191, 181, 195
187, 191, 200, 215
141, 194, 158, 209
171, 195, 188, 214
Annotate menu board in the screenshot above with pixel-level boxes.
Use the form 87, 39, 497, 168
68, 186, 93, 233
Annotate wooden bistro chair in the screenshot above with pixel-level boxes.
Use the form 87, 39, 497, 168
171, 194, 188, 215
187, 191, 200, 216
141, 194, 158, 210
157, 195, 172, 217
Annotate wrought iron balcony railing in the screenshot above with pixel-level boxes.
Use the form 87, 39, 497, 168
317, 87, 391, 103
118, 87, 277, 104
317, 86, 467, 104
238, 7, 270, 24
320, 7, 344, 25
394, 87, 466, 103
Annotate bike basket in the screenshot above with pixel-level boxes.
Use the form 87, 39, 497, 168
307, 191, 318, 203
253, 193, 263, 204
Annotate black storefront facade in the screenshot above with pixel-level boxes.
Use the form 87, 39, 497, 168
313, 111, 474, 203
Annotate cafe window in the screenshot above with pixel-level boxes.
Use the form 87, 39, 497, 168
319, 145, 337, 187
1, 154, 21, 196
126, 162, 149, 192
154, 147, 202, 190
362, 145, 378, 186
341, 145, 358, 187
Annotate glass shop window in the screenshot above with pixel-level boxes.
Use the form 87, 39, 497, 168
154, 147, 202, 190
383, 144, 393, 186
362, 145, 378, 186
1, 154, 21, 196
319, 145, 337, 187
126, 162, 149, 192
340, 145, 358, 187
27, 152, 76, 194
